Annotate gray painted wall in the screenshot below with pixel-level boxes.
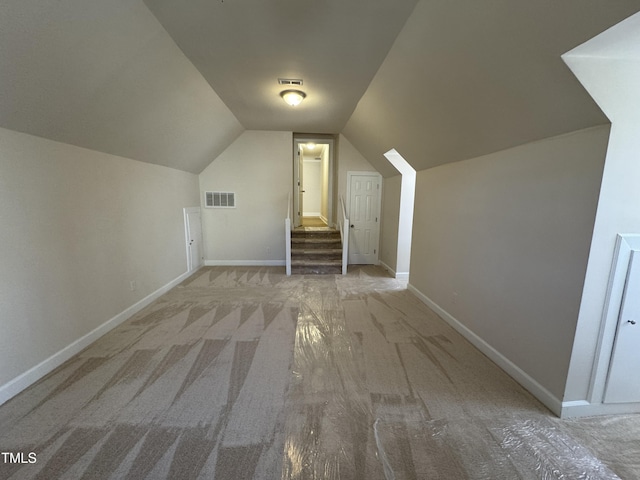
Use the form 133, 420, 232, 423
408, 126, 609, 401
0, 0, 243, 174
0, 127, 199, 398
199, 131, 293, 264
198, 131, 379, 265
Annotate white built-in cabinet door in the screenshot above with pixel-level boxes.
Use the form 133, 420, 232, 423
605, 249, 640, 403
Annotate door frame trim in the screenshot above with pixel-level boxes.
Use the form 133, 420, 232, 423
346, 171, 382, 265
183, 207, 203, 272
293, 136, 335, 228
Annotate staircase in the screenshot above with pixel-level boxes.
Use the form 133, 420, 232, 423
291, 227, 342, 274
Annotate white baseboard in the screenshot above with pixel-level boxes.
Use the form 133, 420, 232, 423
379, 260, 395, 277
379, 260, 409, 281
561, 399, 640, 418
303, 212, 321, 217
204, 260, 286, 267
407, 283, 563, 417
395, 272, 410, 281
0, 268, 198, 407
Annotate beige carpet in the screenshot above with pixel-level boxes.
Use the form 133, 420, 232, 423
301, 216, 327, 227
0, 266, 639, 479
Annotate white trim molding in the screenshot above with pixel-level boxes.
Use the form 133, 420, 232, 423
204, 260, 286, 267
561, 399, 640, 418
379, 259, 395, 277
407, 283, 563, 417
0, 267, 199, 406
379, 260, 409, 281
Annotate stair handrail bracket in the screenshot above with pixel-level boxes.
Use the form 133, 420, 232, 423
340, 196, 349, 275
285, 192, 292, 276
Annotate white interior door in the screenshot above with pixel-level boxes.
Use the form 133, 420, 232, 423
184, 207, 203, 271
348, 173, 381, 264
605, 249, 640, 403
302, 159, 322, 216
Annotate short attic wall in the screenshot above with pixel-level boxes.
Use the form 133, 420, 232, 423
407, 125, 609, 414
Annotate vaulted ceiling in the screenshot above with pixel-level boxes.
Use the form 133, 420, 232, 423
1, 0, 639, 176
144, 0, 418, 134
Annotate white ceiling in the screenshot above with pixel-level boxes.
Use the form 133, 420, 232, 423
1, 0, 639, 176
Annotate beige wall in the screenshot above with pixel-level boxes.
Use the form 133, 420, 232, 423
408, 126, 609, 402
380, 175, 402, 273
199, 132, 376, 264
199, 131, 292, 264
0, 127, 199, 398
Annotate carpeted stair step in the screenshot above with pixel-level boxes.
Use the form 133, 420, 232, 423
291, 248, 342, 259
291, 257, 342, 275
290, 227, 343, 275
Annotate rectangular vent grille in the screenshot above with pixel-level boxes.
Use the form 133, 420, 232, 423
278, 78, 303, 86
205, 191, 236, 208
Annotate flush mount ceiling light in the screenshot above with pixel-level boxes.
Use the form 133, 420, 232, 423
280, 89, 306, 107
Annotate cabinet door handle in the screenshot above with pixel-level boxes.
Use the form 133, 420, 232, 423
628, 320, 637, 325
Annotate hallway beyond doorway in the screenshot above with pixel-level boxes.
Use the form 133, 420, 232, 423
301, 216, 327, 227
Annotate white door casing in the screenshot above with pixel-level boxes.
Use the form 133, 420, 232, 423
295, 145, 304, 227
347, 172, 381, 265
184, 207, 203, 271
293, 137, 334, 228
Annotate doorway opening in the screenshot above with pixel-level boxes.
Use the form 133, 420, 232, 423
293, 136, 334, 229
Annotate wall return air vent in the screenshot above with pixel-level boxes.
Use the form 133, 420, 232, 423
205, 191, 236, 208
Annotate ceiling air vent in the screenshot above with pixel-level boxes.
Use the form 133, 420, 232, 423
278, 78, 303, 86
205, 191, 236, 208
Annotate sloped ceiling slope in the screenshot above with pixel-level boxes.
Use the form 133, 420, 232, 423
0, 0, 243, 174
143, 0, 418, 134
343, 0, 640, 177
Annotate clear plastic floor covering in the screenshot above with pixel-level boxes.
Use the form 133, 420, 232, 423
0, 266, 634, 479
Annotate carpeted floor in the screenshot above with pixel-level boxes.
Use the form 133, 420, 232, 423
301, 216, 327, 227
1, 266, 639, 479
